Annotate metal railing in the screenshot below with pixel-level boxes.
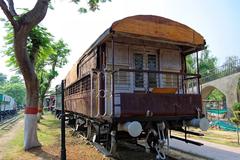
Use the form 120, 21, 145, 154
113, 68, 201, 95
201, 59, 240, 84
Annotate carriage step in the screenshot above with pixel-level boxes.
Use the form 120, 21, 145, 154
93, 142, 111, 157
170, 135, 203, 146
175, 129, 204, 136
99, 139, 109, 143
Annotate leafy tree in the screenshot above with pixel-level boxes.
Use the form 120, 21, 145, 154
237, 78, 240, 102
207, 89, 225, 101
38, 39, 70, 110
0, 73, 7, 85
199, 47, 217, 77
0, 81, 26, 105
0, 75, 26, 105
0, 0, 110, 150
186, 55, 195, 74
9, 75, 22, 83
2, 23, 70, 112
185, 46, 217, 76
231, 102, 240, 144
224, 56, 239, 65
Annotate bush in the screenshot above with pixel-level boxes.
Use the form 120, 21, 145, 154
233, 102, 240, 111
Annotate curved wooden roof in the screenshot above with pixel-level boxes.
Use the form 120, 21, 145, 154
111, 15, 205, 46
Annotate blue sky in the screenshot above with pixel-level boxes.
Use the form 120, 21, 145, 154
0, 0, 240, 86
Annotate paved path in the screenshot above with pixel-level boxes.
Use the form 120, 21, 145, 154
170, 138, 240, 160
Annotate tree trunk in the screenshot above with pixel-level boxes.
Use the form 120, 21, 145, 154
14, 29, 41, 150
1, 0, 50, 151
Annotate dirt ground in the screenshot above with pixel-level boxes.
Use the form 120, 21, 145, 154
15, 131, 110, 160
0, 114, 213, 160
0, 114, 108, 160
0, 119, 24, 159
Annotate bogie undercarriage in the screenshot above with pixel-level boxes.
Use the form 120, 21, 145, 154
61, 111, 207, 160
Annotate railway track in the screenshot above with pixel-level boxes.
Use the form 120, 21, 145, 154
0, 113, 23, 130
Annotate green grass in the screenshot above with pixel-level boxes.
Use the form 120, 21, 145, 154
3, 112, 60, 159
37, 113, 60, 145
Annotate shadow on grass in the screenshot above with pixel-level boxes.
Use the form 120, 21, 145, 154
40, 119, 60, 128
29, 146, 60, 160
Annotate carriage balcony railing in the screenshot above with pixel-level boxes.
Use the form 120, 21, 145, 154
90, 69, 201, 117
112, 68, 201, 95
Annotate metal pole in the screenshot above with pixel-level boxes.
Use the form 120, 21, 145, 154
196, 51, 200, 94
61, 80, 66, 160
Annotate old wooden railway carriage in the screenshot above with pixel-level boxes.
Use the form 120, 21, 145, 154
61, 15, 209, 159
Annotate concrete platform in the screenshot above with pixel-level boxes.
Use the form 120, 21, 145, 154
170, 138, 240, 160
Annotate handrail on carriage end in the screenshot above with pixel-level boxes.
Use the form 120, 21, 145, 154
114, 68, 201, 78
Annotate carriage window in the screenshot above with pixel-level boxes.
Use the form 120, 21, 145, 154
134, 54, 144, 88
148, 55, 157, 88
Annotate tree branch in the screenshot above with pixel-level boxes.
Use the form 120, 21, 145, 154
6, 0, 17, 16
0, 0, 18, 28
18, 0, 49, 32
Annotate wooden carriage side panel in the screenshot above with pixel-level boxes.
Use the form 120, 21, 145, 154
175, 94, 202, 115
160, 49, 181, 71
120, 93, 201, 118
160, 49, 181, 88
65, 91, 91, 116
65, 63, 78, 87
120, 93, 176, 117
79, 53, 97, 79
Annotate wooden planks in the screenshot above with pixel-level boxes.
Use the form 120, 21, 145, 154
112, 15, 204, 46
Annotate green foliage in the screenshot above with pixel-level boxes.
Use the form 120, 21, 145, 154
238, 78, 240, 102
231, 102, 240, 144
199, 48, 217, 77
185, 46, 217, 76
9, 76, 22, 84
207, 89, 225, 101
2, 22, 53, 68
37, 39, 70, 103
72, 0, 111, 13
0, 75, 26, 105
233, 103, 240, 112
231, 103, 240, 125
0, 73, 7, 85
186, 55, 195, 74
1, 21, 70, 105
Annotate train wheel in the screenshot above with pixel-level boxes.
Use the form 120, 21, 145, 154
146, 129, 159, 152
146, 123, 167, 160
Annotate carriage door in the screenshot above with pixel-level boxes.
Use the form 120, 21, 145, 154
147, 54, 157, 89
134, 53, 158, 91
134, 53, 144, 91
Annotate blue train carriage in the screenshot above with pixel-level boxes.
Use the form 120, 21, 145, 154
61, 15, 209, 159
0, 93, 17, 118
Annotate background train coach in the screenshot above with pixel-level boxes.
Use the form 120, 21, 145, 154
0, 93, 17, 118
58, 15, 209, 159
